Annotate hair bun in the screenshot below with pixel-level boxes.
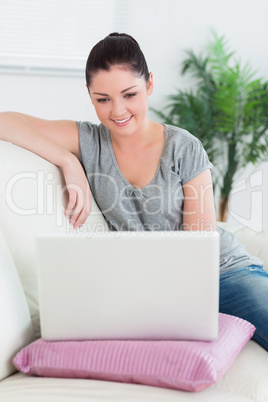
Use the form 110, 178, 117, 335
108, 32, 120, 37
108, 32, 138, 44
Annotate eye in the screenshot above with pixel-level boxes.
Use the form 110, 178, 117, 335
124, 92, 137, 99
96, 98, 110, 103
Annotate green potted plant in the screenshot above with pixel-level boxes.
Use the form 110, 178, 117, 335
152, 32, 268, 221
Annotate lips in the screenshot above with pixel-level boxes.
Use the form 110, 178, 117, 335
112, 115, 133, 126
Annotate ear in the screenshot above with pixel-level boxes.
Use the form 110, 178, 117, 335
147, 72, 154, 96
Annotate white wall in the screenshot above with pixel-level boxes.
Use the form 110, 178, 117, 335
1, 0, 268, 229
0, 73, 97, 121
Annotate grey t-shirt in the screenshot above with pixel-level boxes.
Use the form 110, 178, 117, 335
77, 121, 263, 273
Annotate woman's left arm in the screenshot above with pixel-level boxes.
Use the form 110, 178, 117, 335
182, 169, 216, 231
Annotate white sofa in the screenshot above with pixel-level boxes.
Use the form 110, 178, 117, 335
0, 140, 267, 402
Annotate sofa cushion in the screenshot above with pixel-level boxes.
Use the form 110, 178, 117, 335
13, 313, 255, 392
0, 230, 34, 380
0, 140, 109, 338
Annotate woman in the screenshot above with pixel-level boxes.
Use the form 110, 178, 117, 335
0, 33, 267, 350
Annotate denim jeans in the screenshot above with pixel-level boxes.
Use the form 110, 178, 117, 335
220, 265, 268, 351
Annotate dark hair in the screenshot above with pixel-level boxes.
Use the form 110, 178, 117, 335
85, 32, 149, 88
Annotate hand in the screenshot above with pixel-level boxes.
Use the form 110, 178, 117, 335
62, 155, 92, 229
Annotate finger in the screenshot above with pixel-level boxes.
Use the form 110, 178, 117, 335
72, 195, 92, 228
69, 200, 84, 225
65, 182, 85, 218
65, 188, 77, 217
74, 202, 92, 228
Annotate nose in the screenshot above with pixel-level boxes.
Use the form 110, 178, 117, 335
111, 99, 126, 118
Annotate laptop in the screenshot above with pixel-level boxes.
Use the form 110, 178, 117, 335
36, 230, 219, 341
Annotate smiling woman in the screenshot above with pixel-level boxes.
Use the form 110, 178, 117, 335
85, 33, 153, 139
89, 68, 153, 137
0, 32, 268, 353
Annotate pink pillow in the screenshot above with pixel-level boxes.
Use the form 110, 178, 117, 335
13, 313, 255, 392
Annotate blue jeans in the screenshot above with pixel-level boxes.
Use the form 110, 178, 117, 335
220, 265, 268, 351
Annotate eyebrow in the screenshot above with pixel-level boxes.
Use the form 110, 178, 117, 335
92, 85, 138, 96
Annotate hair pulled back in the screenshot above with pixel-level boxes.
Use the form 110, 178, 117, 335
85, 33, 149, 88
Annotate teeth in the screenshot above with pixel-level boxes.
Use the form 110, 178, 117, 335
114, 116, 131, 123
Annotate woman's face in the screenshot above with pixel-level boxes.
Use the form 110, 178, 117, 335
89, 66, 153, 137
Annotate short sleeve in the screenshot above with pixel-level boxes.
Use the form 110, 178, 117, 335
76, 121, 98, 165
179, 138, 213, 184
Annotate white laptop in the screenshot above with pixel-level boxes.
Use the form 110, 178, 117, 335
36, 230, 219, 341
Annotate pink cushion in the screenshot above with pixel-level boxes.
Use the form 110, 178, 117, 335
13, 313, 255, 392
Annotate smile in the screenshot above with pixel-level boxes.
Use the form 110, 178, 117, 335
113, 116, 133, 125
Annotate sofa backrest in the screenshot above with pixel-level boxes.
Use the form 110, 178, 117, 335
0, 140, 109, 338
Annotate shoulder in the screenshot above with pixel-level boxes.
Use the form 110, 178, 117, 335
76, 121, 107, 136
77, 121, 109, 148
77, 121, 109, 162
164, 124, 204, 153
162, 124, 213, 183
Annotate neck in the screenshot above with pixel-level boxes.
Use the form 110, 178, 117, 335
110, 118, 158, 151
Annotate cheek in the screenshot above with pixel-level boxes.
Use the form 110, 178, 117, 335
136, 95, 149, 113
94, 104, 109, 119
131, 95, 148, 112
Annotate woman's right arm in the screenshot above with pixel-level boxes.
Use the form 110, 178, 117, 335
0, 111, 91, 228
